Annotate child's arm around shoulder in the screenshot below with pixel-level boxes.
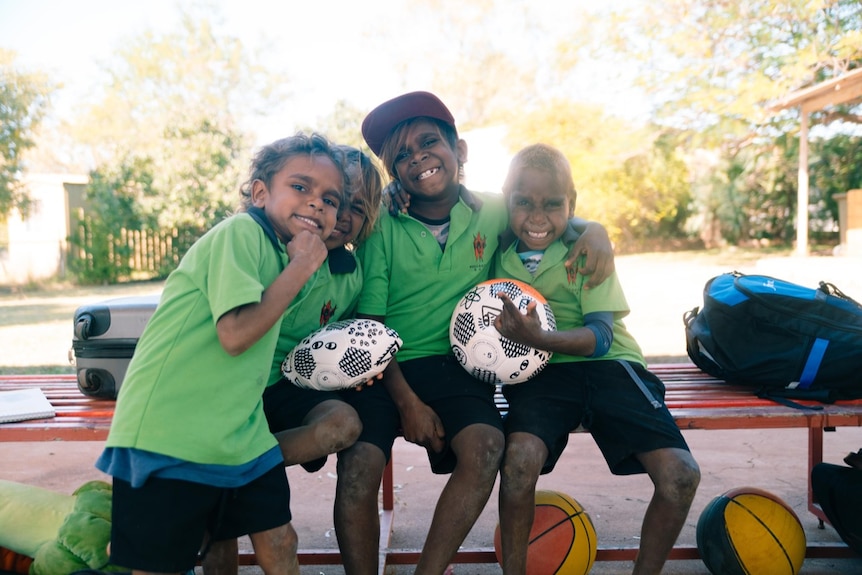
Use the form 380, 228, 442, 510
566, 217, 614, 289
217, 230, 328, 355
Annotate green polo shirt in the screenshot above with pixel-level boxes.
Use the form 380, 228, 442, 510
268, 245, 363, 385
357, 187, 509, 362
494, 229, 645, 366
106, 213, 285, 466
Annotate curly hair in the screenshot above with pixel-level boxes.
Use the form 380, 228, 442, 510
238, 132, 350, 211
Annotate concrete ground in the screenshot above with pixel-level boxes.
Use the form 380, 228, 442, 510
2, 253, 861, 573
2, 429, 861, 574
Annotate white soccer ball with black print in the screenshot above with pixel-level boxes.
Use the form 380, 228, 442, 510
450, 279, 555, 385
282, 319, 403, 391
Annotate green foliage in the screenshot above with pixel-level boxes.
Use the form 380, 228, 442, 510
0, 49, 54, 218
148, 118, 246, 229
607, 0, 862, 133
809, 133, 862, 223
600, 132, 693, 248
69, 9, 280, 166
699, 133, 862, 247
301, 100, 370, 152
61, 6, 270, 283
705, 136, 798, 245
588, 0, 862, 247
68, 159, 157, 284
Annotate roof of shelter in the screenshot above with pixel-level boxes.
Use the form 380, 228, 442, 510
771, 68, 862, 113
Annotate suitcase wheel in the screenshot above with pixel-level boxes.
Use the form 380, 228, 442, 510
77, 368, 118, 399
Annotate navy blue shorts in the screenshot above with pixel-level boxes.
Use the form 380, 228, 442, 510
263, 377, 342, 433
503, 360, 690, 475
109, 463, 290, 572
340, 355, 503, 473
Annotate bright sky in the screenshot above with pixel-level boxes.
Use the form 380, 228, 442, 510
0, 0, 644, 189
0, 1, 411, 135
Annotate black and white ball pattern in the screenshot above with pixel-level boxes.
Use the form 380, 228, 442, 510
283, 319, 403, 391
450, 279, 555, 385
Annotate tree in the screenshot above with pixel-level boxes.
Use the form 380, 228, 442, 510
589, 1, 862, 246
702, 135, 799, 246
300, 100, 369, 151
70, 9, 281, 165
809, 134, 862, 225
59, 6, 284, 282
68, 157, 158, 284
67, 7, 281, 229
147, 118, 247, 230
0, 49, 54, 218
605, 0, 862, 134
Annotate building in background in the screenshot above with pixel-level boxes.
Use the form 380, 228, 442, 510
0, 174, 87, 286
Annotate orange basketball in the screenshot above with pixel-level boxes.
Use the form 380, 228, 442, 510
494, 490, 597, 575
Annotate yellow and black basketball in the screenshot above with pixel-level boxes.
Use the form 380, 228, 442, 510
494, 489, 597, 575
696, 486, 806, 575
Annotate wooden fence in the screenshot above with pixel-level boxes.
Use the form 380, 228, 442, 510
68, 220, 199, 281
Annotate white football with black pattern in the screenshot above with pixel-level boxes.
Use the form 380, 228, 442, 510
450, 279, 555, 385
282, 319, 402, 391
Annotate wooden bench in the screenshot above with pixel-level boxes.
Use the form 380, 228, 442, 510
2, 365, 861, 572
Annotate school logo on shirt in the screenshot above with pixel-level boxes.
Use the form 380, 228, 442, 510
319, 300, 337, 326
473, 233, 487, 261
567, 265, 577, 285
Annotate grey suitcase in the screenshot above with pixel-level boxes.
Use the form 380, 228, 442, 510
70, 294, 160, 398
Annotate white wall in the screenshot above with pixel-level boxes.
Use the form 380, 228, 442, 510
0, 173, 87, 285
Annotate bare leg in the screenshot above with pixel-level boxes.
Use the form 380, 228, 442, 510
201, 400, 360, 575
334, 441, 388, 575
249, 522, 298, 575
275, 400, 362, 466
632, 447, 700, 575
200, 538, 238, 575
498, 432, 548, 575
414, 423, 505, 575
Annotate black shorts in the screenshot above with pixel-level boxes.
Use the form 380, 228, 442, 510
109, 463, 290, 572
340, 354, 503, 473
503, 360, 690, 475
263, 377, 342, 433
812, 462, 862, 554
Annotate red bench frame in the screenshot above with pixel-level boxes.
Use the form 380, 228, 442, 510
2, 365, 860, 571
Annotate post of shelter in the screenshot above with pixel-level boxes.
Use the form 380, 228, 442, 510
836, 193, 848, 249
768, 68, 862, 258
796, 108, 810, 257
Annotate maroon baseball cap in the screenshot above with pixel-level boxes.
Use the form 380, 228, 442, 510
361, 91, 456, 156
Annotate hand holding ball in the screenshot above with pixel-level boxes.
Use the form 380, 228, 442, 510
450, 279, 555, 384
282, 319, 402, 391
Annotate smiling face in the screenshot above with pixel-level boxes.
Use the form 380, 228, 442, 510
388, 119, 466, 206
252, 153, 344, 244
325, 188, 366, 250
507, 166, 571, 252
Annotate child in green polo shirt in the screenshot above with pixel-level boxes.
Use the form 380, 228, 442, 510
492, 143, 701, 575
333, 91, 616, 575
201, 145, 385, 575
95, 132, 349, 575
